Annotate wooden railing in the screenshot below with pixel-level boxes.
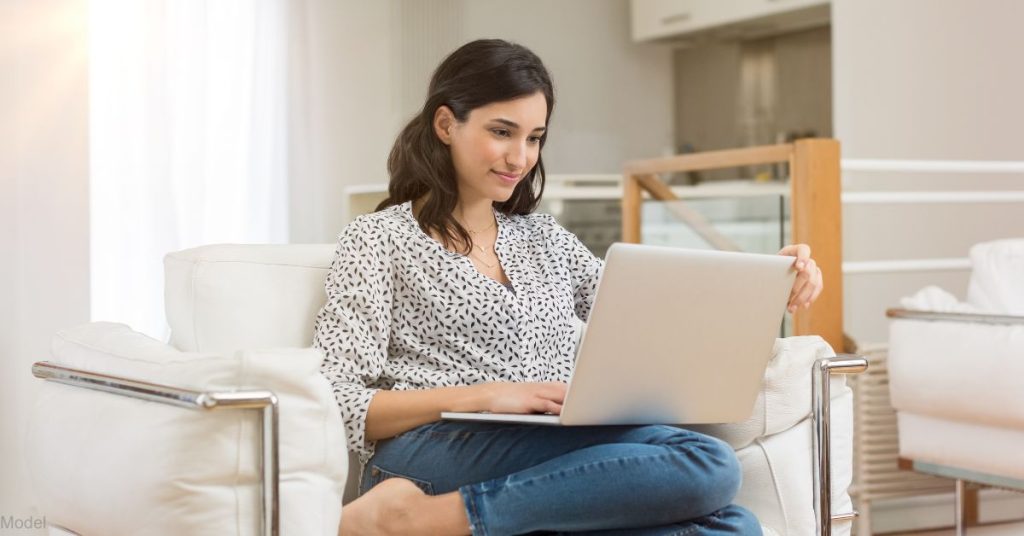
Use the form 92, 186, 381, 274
621, 139, 844, 352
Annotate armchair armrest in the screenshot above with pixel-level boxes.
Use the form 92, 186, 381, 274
812, 354, 868, 536
32, 361, 281, 536
886, 308, 1024, 325
27, 321, 345, 536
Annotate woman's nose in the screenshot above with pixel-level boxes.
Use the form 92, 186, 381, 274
506, 142, 527, 170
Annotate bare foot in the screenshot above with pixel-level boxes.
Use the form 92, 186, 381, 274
339, 478, 427, 536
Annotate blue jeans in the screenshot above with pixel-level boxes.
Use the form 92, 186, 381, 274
359, 420, 761, 535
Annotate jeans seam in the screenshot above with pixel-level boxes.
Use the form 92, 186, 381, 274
462, 486, 487, 536
677, 508, 727, 536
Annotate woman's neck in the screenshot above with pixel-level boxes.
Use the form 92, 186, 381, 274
412, 194, 496, 232
451, 199, 496, 233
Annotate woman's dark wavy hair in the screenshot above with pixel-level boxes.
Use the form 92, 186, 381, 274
375, 39, 555, 255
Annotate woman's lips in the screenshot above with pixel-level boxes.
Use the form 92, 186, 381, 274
493, 170, 520, 183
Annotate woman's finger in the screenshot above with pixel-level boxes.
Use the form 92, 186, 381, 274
789, 274, 807, 303
797, 262, 822, 308
546, 400, 563, 415
787, 262, 824, 311
788, 268, 812, 308
801, 258, 817, 281
778, 244, 812, 269
534, 397, 561, 414
778, 243, 810, 258
795, 280, 817, 308
797, 258, 818, 298
810, 268, 824, 303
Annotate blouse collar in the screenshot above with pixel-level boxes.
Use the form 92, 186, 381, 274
400, 200, 522, 257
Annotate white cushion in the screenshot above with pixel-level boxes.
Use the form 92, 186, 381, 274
967, 238, 1024, 314
685, 335, 847, 450
889, 318, 1024, 430
164, 244, 335, 353
162, 244, 368, 503
26, 322, 348, 536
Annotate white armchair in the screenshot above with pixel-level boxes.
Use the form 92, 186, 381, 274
886, 239, 1024, 534
27, 244, 865, 535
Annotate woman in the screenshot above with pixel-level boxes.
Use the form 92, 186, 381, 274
314, 39, 823, 536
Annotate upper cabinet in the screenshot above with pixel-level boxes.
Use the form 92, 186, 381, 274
631, 0, 830, 42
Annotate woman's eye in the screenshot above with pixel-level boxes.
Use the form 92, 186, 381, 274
492, 129, 510, 137
528, 136, 542, 144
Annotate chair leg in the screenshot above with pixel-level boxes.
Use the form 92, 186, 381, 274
955, 479, 966, 536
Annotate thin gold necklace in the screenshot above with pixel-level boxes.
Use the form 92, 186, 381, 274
465, 215, 498, 268
466, 220, 495, 234
468, 242, 498, 268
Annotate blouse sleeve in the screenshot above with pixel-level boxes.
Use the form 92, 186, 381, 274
543, 214, 605, 322
313, 217, 392, 462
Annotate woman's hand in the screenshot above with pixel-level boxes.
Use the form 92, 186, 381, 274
479, 381, 567, 415
778, 243, 823, 313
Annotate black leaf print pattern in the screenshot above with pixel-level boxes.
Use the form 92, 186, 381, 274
313, 200, 604, 465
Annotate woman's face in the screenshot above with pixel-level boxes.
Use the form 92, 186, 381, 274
437, 91, 548, 204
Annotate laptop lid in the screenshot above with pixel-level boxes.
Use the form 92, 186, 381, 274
559, 243, 796, 425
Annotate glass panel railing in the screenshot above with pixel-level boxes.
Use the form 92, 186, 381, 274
640, 195, 789, 255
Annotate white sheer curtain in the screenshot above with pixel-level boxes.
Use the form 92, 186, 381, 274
90, 0, 289, 341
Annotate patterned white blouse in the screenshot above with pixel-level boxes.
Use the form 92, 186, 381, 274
313, 200, 603, 465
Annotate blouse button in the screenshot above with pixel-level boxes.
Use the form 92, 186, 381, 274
370, 467, 380, 477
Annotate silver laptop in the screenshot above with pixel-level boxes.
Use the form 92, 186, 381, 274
441, 242, 797, 426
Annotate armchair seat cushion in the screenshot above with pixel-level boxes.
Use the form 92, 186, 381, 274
889, 318, 1024, 430
26, 322, 348, 536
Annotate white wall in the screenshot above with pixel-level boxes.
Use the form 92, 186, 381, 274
460, 0, 675, 175
0, 0, 89, 530
288, 0, 675, 242
833, 0, 1024, 344
287, 0, 403, 243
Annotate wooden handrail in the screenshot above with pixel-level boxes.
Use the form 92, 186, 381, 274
624, 144, 794, 175
621, 139, 844, 352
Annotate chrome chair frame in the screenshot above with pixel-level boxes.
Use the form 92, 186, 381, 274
886, 308, 1024, 536
31, 361, 280, 536
813, 354, 869, 536
33, 353, 866, 536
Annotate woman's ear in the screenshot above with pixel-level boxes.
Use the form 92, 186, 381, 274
433, 105, 455, 145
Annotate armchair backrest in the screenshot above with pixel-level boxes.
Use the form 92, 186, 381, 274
164, 244, 335, 352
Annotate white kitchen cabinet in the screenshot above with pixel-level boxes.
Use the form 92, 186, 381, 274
631, 0, 829, 42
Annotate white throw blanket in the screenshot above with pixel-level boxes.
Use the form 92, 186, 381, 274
967, 238, 1024, 315
901, 238, 1024, 315
899, 285, 982, 313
